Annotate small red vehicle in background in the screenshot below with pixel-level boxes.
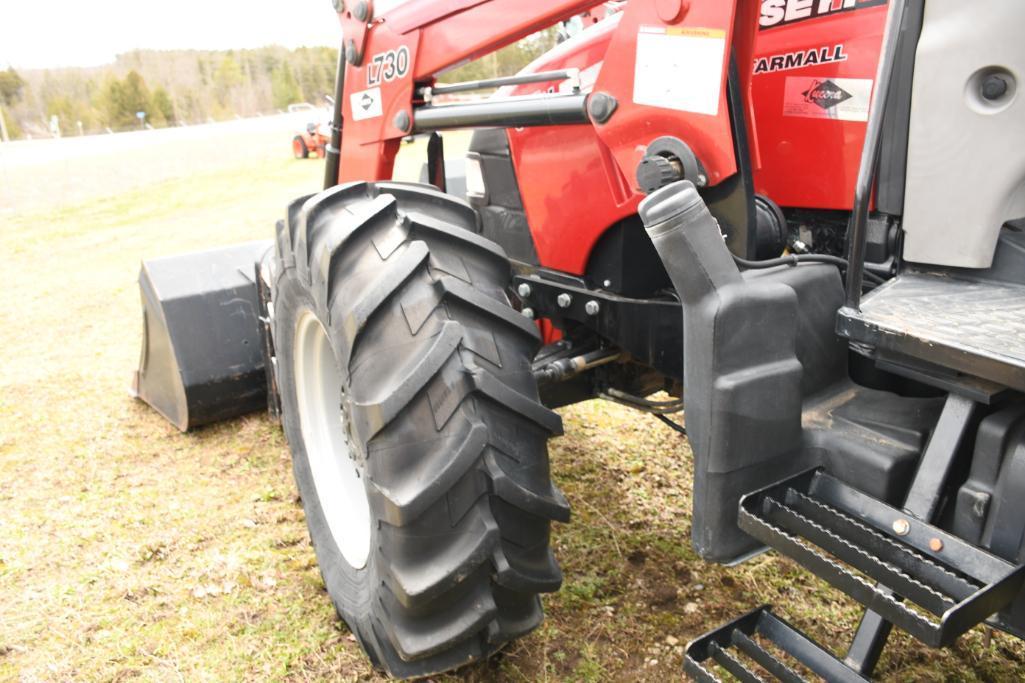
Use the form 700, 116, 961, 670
289, 101, 331, 158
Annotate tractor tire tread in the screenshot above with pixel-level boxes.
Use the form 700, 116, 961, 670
274, 181, 566, 678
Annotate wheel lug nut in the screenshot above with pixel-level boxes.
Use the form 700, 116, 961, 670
517, 283, 532, 298
521, 307, 535, 319
557, 293, 572, 308
584, 300, 600, 316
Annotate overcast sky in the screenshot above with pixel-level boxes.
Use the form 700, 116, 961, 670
1, 0, 343, 70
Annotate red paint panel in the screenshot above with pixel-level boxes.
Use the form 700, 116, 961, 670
505, 16, 640, 275
748, 2, 887, 208
335, 0, 888, 245
592, 1, 739, 188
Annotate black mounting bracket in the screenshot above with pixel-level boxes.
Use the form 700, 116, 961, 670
512, 268, 682, 381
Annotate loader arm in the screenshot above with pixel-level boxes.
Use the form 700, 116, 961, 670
341, 0, 609, 81
334, 0, 608, 181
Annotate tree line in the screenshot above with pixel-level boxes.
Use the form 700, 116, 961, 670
0, 29, 556, 140
0, 46, 338, 139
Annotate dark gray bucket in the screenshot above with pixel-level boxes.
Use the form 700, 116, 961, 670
131, 240, 272, 431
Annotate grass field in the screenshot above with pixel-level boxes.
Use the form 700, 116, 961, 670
2, 134, 1024, 682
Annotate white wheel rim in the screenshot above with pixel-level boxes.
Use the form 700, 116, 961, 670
294, 311, 371, 569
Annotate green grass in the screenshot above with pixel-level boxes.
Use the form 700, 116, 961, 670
1, 146, 1023, 681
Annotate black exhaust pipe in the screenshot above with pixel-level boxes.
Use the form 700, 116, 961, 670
640, 181, 807, 563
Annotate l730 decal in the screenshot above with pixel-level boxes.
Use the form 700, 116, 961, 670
366, 46, 411, 87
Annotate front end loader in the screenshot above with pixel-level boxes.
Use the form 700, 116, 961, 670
133, 0, 1025, 678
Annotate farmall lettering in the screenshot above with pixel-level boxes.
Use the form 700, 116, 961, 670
753, 44, 848, 74
759, 0, 887, 29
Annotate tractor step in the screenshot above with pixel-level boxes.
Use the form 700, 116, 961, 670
737, 468, 1025, 648
837, 272, 1025, 392
685, 606, 869, 682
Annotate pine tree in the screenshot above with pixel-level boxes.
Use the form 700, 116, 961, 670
0, 67, 25, 106
96, 71, 152, 130
151, 87, 175, 126
120, 70, 153, 128
271, 65, 302, 110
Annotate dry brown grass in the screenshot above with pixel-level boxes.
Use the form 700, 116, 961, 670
1, 138, 1024, 682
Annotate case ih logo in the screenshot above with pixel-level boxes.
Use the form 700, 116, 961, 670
760, 0, 887, 29
802, 80, 852, 109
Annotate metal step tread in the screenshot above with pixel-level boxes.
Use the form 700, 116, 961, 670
685, 606, 870, 682
737, 468, 1025, 648
838, 272, 1025, 389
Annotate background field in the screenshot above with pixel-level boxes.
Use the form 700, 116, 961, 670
2, 123, 1024, 681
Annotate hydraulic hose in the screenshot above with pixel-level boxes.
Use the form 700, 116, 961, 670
732, 254, 887, 285
323, 39, 345, 189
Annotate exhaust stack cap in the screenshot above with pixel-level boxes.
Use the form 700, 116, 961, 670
638, 180, 702, 235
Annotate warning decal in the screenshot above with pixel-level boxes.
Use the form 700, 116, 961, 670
633, 26, 726, 116
783, 77, 872, 121
350, 87, 383, 121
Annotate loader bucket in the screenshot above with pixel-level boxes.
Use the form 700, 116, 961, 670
131, 240, 273, 431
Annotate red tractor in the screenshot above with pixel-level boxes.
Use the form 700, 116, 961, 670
134, 0, 1025, 678
292, 122, 329, 158
290, 101, 332, 158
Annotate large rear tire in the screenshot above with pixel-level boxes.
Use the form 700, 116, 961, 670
270, 182, 569, 678
293, 136, 309, 159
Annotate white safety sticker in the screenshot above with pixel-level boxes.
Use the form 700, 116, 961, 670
782, 77, 873, 121
350, 87, 383, 121
633, 26, 726, 116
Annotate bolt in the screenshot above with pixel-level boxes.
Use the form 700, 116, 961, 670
981, 74, 1009, 101
353, 0, 369, 21
393, 110, 411, 133
585, 300, 600, 316
929, 537, 944, 552
892, 518, 911, 536
602, 279, 612, 288
557, 293, 572, 308
587, 92, 618, 124
345, 39, 361, 66
521, 307, 535, 319
656, 0, 688, 23
517, 283, 532, 298
696, 173, 708, 187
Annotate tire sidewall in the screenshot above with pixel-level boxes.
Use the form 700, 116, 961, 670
274, 268, 376, 623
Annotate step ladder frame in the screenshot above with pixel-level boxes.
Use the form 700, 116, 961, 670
734, 394, 1025, 671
